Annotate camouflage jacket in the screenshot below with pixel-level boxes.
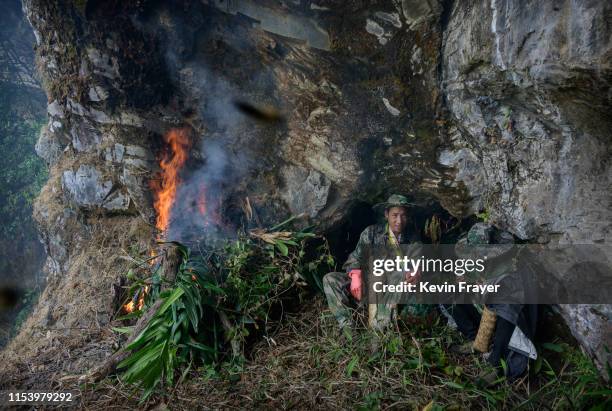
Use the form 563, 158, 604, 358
342, 223, 421, 272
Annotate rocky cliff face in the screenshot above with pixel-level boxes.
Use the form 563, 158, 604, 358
441, 0, 611, 242
440, 0, 611, 371
3, 0, 609, 382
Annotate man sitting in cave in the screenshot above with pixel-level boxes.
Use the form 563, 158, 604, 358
322, 194, 431, 333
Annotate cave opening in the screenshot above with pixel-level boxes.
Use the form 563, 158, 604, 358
321, 197, 581, 356
325, 197, 476, 268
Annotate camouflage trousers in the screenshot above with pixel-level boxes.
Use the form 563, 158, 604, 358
322, 271, 403, 331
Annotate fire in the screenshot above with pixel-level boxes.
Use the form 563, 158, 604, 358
152, 128, 192, 233
123, 285, 150, 314
193, 185, 222, 228
137, 286, 148, 310
122, 128, 192, 315
121, 126, 229, 315
124, 300, 136, 313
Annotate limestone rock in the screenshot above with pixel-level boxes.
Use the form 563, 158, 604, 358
88, 85, 108, 102
104, 144, 125, 163
558, 305, 612, 372
441, 0, 612, 371
35, 126, 62, 166
61, 165, 113, 208
86, 48, 120, 79
441, 0, 612, 242
47, 100, 65, 119
70, 120, 101, 152
398, 0, 441, 29
281, 166, 331, 218
102, 191, 131, 211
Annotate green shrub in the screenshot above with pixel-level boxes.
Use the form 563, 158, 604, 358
117, 222, 334, 400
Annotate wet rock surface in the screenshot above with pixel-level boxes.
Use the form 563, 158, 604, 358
3, 0, 609, 381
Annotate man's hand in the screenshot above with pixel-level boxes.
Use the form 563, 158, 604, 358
348, 269, 362, 301
405, 270, 421, 284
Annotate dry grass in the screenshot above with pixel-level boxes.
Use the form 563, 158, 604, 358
0, 214, 153, 392
67, 298, 610, 410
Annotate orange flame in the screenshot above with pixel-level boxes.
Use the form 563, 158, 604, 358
123, 285, 150, 314
124, 300, 136, 313
152, 128, 192, 233
194, 185, 222, 227
123, 128, 192, 315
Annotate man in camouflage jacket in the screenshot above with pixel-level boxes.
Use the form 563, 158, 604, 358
322, 194, 425, 330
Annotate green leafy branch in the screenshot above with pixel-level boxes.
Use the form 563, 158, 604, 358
116, 221, 334, 400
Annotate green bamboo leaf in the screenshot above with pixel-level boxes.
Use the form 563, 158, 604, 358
274, 240, 289, 256
533, 355, 542, 374
180, 283, 201, 324
185, 299, 199, 332
138, 364, 163, 401
269, 215, 299, 231
583, 390, 612, 397
126, 320, 162, 351
202, 282, 225, 294
294, 231, 316, 239
118, 343, 156, 370
172, 328, 182, 344
297, 225, 315, 233
121, 341, 165, 380
157, 287, 185, 315
115, 311, 143, 321
187, 340, 215, 353
171, 312, 187, 336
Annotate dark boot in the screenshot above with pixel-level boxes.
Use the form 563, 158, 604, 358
487, 316, 515, 367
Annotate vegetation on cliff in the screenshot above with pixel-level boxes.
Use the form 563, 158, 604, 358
114, 220, 333, 399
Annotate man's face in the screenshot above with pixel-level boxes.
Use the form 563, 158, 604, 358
385, 206, 408, 234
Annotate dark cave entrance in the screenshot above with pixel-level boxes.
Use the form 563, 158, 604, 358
325, 201, 377, 267
325, 198, 476, 268
323, 198, 580, 354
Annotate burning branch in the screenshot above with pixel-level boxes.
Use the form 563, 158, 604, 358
119, 127, 193, 315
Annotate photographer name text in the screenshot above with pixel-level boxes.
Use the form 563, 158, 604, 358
372, 281, 500, 295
